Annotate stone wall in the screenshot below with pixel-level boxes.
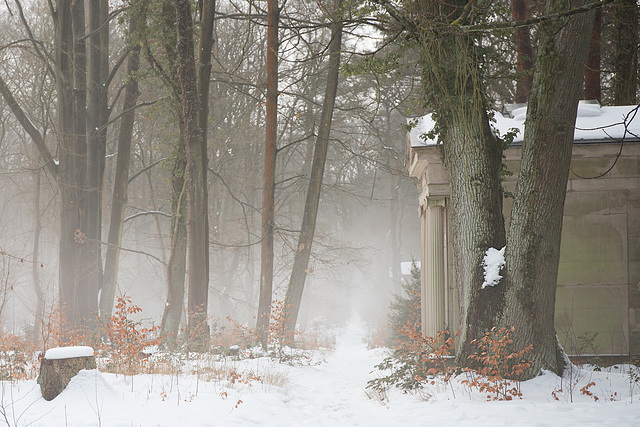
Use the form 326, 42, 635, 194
409, 141, 640, 356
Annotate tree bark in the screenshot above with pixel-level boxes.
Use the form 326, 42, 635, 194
511, 0, 534, 103
71, 0, 94, 330
196, 0, 215, 334
442, 103, 506, 364
176, 0, 210, 349
32, 170, 44, 343
379, 0, 507, 362
584, 6, 601, 101
83, 0, 110, 322
284, 0, 344, 335
503, 0, 595, 378
156, 0, 187, 348
160, 144, 188, 347
54, 0, 81, 334
101, 7, 143, 319
257, 0, 279, 345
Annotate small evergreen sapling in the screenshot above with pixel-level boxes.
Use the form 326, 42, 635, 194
388, 261, 421, 348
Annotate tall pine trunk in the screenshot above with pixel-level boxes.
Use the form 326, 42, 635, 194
257, 0, 279, 345
511, 0, 534, 103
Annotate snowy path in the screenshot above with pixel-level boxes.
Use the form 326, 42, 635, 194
3, 318, 640, 426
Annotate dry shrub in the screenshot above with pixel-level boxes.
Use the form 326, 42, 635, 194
0, 330, 39, 381
460, 326, 532, 401
99, 295, 161, 375
368, 322, 533, 402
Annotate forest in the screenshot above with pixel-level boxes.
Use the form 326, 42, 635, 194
0, 1, 639, 421
0, 0, 428, 344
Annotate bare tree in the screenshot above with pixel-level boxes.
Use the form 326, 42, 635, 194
257, 0, 279, 346
283, 0, 344, 335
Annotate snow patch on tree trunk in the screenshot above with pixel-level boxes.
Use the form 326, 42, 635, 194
481, 247, 505, 289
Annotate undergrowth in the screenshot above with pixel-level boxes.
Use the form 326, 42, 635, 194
0, 295, 330, 389
367, 324, 533, 401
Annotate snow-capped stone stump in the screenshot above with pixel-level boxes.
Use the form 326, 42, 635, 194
37, 346, 96, 401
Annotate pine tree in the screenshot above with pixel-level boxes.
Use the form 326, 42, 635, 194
388, 262, 421, 348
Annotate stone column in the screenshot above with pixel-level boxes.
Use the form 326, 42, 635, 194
421, 197, 446, 338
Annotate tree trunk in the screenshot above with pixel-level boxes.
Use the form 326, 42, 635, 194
584, 6, 601, 101
284, 0, 344, 335
176, 0, 210, 350
32, 170, 45, 343
160, 143, 188, 348
442, 106, 506, 363
101, 7, 143, 319
423, 27, 507, 362
511, 0, 534, 103
257, 0, 279, 345
503, 0, 595, 379
81, 0, 109, 326
54, 0, 80, 334
196, 0, 215, 335
156, 0, 186, 349
613, 0, 638, 105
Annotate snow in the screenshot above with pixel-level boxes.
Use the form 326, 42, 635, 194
400, 261, 420, 275
481, 246, 505, 289
3, 319, 639, 426
44, 346, 94, 360
410, 103, 640, 146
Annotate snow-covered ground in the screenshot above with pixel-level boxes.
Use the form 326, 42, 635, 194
2, 319, 639, 426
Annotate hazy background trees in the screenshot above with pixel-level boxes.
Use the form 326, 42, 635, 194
0, 0, 421, 340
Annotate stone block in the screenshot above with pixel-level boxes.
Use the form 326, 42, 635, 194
555, 285, 628, 355
569, 157, 613, 180
563, 191, 610, 216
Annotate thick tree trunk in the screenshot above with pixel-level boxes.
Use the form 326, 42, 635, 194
421, 28, 507, 362
71, 0, 95, 330
511, 0, 534, 103
284, 0, 344, 336
443, 108, 506, 363
613, 0, 638, 105
101, 9, 143, 319
176, 0, 210, 350
257, 0, 279, 345
503, 0, 595, 379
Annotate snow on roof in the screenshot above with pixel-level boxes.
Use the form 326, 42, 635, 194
409, 102, 640, 147
400, 261, 420, 275
44, 346, 94, 360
